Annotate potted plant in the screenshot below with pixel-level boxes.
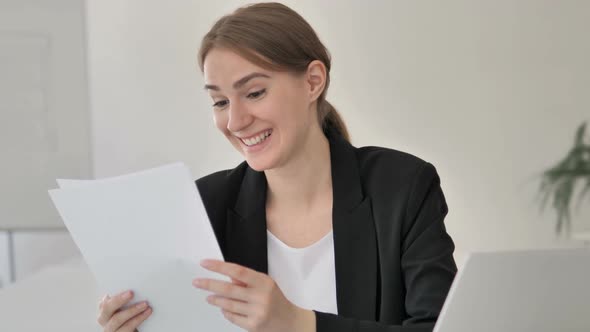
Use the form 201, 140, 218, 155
538, 122, 590, 236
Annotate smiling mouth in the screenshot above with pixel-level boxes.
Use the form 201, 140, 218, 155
239, 129, 273, 147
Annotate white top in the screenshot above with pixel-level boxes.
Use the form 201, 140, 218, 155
266, 229, 338, 314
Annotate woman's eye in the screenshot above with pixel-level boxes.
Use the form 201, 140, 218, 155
212, 100, 228, 109
247, 89, 266, 99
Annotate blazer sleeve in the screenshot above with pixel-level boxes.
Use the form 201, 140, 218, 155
313, 162, 457, 332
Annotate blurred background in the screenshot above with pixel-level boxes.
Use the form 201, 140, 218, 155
1, 0, 589, 329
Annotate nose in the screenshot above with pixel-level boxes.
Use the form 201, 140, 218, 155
226, 100, 253, 133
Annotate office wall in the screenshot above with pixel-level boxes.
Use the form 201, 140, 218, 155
0, 0, 90, 285
3, 0, 589, 286
86, 0, 590, 265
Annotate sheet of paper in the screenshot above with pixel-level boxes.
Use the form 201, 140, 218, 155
48, 162, 244, 332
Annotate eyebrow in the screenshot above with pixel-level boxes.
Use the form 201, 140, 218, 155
204, 72, 271, 91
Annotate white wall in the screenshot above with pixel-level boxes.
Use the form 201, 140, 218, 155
3, 0, 590, 287
0, 0, 89, 285
86, 0, 590, 265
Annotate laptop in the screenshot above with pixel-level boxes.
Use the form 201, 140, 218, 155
434, 248, 590, 332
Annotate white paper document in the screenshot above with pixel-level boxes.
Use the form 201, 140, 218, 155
48, 162, 244, 332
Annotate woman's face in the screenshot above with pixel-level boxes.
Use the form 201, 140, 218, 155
203, 48, 321, 171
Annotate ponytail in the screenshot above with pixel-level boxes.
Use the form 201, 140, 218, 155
318, 100, 350, 142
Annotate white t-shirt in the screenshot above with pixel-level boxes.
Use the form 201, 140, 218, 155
266, 229, 338, 314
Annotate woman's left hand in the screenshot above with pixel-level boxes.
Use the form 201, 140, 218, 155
193, 259, 316, 332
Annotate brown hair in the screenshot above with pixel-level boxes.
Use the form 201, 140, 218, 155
198, 2, 350, 142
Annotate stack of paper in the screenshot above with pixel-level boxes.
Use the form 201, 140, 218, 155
48, 162, 243, 332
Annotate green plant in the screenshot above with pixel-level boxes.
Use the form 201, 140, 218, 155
538, 122, 590, 235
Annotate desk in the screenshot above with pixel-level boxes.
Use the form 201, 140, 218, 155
0, 259, 101, 332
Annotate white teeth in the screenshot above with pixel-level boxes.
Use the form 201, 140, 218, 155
241, 130, 272, 147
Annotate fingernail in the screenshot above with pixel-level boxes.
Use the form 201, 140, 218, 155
200, 260, 213, 268
137, 301, 148, 309
193, 279, 203, 287
123, 290, 132, 299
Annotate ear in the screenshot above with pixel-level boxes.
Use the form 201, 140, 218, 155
305, 60, 327, 103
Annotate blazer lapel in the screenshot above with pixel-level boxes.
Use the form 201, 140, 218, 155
224, 132, 378, 321
329, 134, 378, 320
225, 167, 268, 274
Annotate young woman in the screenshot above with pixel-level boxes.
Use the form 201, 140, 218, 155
97, 3, 457, 332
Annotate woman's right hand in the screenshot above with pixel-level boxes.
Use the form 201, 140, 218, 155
97, 290, 152, 332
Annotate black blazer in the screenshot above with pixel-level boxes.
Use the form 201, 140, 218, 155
196, 131, 457, 332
